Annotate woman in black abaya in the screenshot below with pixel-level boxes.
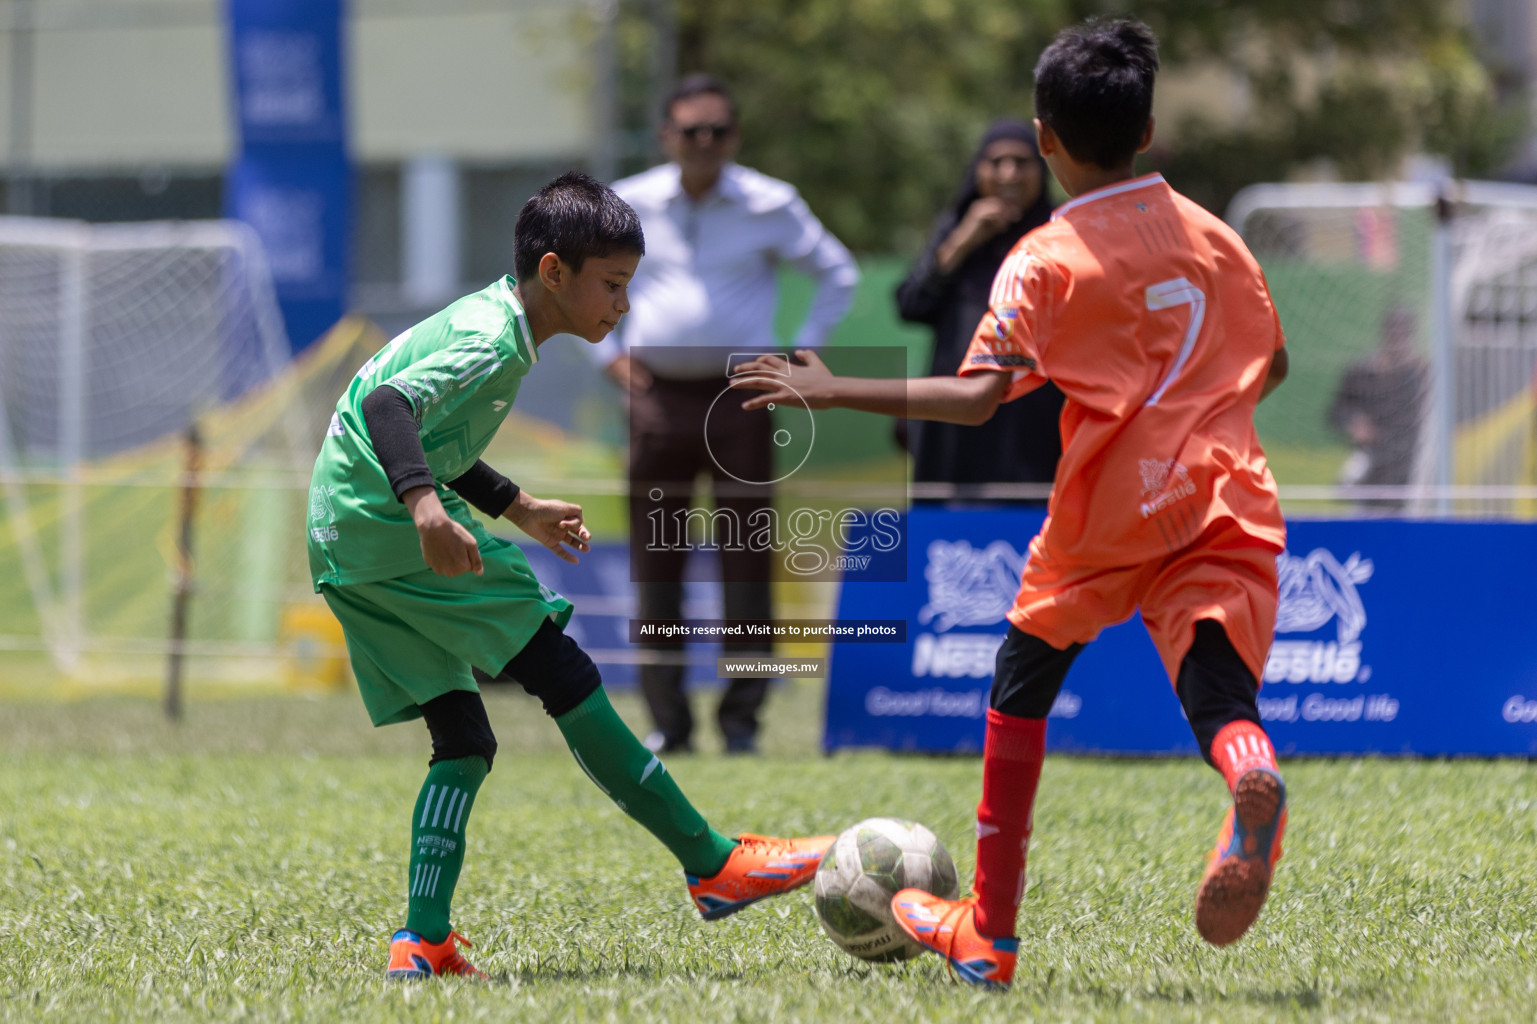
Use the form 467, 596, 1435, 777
895, 119, 1065, 493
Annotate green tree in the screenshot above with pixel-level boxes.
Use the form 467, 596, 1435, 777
625, 1, 1521, 253
667, 0, 1066, 254
1138, 1, 1526, 212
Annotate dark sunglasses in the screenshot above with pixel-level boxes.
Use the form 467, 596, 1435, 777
672, 122, 735, 142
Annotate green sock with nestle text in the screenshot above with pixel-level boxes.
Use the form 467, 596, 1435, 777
404, 755, 488, 945
554, 688, 737, 877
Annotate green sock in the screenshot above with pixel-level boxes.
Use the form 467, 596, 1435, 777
404, 755, 488, 945
555, 688, 737, 877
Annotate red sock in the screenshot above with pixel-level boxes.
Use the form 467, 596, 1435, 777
1210, 720, 1279, 792
972, 709, 1046, 939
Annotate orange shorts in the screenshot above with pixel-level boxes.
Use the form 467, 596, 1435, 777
1007, 517, 1280, 685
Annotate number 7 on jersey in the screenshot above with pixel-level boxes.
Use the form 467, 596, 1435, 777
1144, 277, 1206, 407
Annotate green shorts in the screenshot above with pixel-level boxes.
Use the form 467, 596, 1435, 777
319, 537, 573, 727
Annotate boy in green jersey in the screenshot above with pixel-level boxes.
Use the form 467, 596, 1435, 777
307, 173, 832, 980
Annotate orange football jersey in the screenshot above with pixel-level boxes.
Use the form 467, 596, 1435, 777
962, 172, 1285, 565
959, 173, 1287, 680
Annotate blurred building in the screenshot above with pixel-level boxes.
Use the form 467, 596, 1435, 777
0, 0, 607, 323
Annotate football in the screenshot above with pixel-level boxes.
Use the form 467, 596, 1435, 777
813, 817, 960, 962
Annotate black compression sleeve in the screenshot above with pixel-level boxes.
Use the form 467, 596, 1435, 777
445, 461, 520, 519
360, 384, 435, 500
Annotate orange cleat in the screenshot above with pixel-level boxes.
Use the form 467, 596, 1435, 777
385, 928, 487, 981
890, 890, 1018, 990
1195, 768, 1287, 947
686, 832, 834, 920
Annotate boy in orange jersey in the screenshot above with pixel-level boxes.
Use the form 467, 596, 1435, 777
734, 18, 1290, 990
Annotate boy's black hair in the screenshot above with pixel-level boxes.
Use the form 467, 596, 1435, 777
664, 73, 736, 123
513, 171, 644, 283
1033, 18, 1159, 171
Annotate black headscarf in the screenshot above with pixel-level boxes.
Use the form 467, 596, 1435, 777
895, 118, 1054, 347
939, 118, 1054, 268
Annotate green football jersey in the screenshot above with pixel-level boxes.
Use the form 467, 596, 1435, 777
308, 276, 538, 587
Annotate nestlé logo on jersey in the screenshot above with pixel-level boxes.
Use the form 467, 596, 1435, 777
1138, 458, 1196, 519
308, 484, 339, 543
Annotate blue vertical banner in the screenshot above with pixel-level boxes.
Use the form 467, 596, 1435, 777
225, 0, 351, 353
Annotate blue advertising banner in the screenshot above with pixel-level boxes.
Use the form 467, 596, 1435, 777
828, 507, 1537, 757
224, 0, 350, 352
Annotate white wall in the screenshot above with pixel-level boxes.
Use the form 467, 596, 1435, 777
353, 4, 594, 162
0, 0, 596, 170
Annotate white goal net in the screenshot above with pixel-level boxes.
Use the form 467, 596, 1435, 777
0, 217, 354, 684
1228, 180, 1537, 518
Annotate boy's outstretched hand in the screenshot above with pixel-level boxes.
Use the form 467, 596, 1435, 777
404, 486, 484, 577
731, 350, 839, 410
506, 490, 592, 565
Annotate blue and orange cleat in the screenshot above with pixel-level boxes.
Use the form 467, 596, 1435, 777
385, 928, 487, 981
686, 832, 834, 920
1195, 767, 1287, 946
890, 891, 1018, 991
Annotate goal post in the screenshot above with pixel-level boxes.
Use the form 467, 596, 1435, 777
1227, 180, 1537, 518
0, 216, 321, 682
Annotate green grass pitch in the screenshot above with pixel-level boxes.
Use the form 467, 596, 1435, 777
2, 684, 1534, 1023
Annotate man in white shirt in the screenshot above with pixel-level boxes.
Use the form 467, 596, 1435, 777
597, 74, 859, 754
